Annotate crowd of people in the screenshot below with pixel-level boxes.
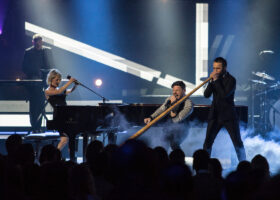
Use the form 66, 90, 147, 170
0, 134, 279, 200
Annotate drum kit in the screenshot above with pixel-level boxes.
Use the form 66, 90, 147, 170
251, 71, 280, 132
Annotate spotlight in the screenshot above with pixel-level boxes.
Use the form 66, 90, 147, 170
95, 79, 102, 87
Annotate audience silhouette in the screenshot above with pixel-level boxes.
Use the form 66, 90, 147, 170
1, 134, 279, 200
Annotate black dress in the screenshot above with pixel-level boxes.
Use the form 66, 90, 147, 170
48, 93, 67, 137
48, 93, 67, 107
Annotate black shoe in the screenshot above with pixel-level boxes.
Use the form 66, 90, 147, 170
32, 130, 40, 134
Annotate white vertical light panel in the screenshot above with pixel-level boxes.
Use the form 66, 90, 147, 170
196, 3, 209, 95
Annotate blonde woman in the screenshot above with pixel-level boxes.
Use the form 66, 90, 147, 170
45, 69, 77, 150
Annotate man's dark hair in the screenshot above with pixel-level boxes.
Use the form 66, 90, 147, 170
171, 81, 186, 90
32, 33, 43, 42
214, 57, 227, 68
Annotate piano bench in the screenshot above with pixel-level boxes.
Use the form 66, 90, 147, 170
24, 132, 60, 158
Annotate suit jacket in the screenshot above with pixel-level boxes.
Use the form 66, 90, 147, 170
204, 72, 238, 121
22, 46, 54, 79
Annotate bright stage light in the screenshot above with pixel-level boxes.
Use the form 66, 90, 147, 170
95, 79, 102, 87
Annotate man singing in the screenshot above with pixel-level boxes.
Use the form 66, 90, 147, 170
203, 57, 246, 161
144, 81, 193, 150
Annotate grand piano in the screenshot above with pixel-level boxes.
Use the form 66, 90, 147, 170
47, 104, 248, 161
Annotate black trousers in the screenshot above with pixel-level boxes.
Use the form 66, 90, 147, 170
164, 123, 188, 151
28, 85, 45, 132
203, 119, 246, 161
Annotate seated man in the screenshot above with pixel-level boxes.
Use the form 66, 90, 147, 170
144, 81, 193, 150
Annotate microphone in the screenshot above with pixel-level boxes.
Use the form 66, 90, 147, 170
67, 75, 81, 85
166, 99, 171, 106
166, 96, 179, 107
166, 99, 176, 108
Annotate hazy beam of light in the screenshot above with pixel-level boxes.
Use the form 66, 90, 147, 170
209, 35, 223, 61
25, 8, 208, 96
25, 22, 161, 82
220, 35, 235, 58
25, 21, 198, 91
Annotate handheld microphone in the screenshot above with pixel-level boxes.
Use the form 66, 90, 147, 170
67, 75, 80, 85
166, 99, 173, 108
166, 99, 171, 106
166, 97, 178, 108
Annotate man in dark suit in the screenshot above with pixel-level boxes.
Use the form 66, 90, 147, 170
22, 34, 54, 133
203, 57, 246, 161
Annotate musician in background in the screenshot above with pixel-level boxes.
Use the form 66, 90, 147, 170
203, 57, 246, 161
22, 34, 54, 133
144, 81, 193, 150
45, 69, 77, 150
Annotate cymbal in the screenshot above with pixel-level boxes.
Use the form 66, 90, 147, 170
251, 79, 267, 84
270, 83, 280, 89
252, 71, 275, 80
